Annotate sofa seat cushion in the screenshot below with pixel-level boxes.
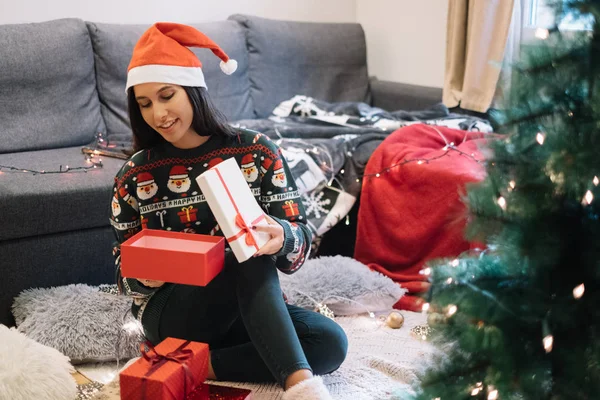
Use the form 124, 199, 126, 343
0, 147, 123, 241
229, 14, 371, 118
0, 18, 105, 154
86, 20, 254, 139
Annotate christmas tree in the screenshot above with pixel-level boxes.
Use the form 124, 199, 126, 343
411, 1, 600, 399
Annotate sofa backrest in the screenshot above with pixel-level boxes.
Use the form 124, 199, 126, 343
86, 20, 254, 137
229, 14, 371, 119
0, 19, 105, 154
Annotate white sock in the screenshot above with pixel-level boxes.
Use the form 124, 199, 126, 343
282, 376, 333, 400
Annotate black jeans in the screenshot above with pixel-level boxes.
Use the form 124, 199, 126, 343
158, 253, 348, 387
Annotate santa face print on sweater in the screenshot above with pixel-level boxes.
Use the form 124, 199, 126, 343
240, 153, 259, 183
167, 165, 192, 194
271, 159, 288, 188
119, 187, 139, 211
111, 194, 121, 217
136, 172, 159, 200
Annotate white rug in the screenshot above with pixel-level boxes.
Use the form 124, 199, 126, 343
86, 311, 432, 400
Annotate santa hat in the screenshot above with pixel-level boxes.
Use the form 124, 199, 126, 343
125, 22, 238, 92
241, 154, 256, 168
273, 159, 284, 174
137, 172, 155, 186
169, 165, 188, 179
260, 157, 273, 174
206, 157, 224, 169
118, 187, 131, 201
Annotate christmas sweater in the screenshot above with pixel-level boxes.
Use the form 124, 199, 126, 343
110, 129, 312, 339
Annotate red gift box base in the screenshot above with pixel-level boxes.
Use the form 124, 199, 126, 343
187, 383, 252, 399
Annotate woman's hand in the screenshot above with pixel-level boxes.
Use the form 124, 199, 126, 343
138, 279, 165, 288
252, 215, 284, 256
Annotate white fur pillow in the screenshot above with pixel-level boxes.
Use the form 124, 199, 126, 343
0, 324, 77, 400
279, 256, 406, 315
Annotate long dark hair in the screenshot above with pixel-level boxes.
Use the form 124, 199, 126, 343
127, 86, 236, 152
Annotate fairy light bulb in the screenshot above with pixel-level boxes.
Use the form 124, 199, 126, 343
417, 160, 424, 165
535, 28, 549, 39
451, 259, 459, 267
497, 196, 507, 210
536, 132, 546, 145
420, 267, 432, 276
422, 302, 430, 312
543, 335, 554, 353
376, 173, 380, 177
573, 283, 585, 299
446, 278, 453, 284
584, 190, 594, 205
488, 390, 499, 400
446, 304, 458, 317
594, 176, 599, 186
471, 388, 482, 396
509, 180, 516, 189
340, 169, 345, 175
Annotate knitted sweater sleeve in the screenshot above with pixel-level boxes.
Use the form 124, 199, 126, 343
109, 155, 159, 298
258, 137, 313, 274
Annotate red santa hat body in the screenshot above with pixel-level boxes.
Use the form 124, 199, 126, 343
125, 22, 237, 92
260, 157, 273, 174
118, 187, 131, 201
169, 165, 189, 180
241, 154, 256, 168
137, 172, 155, 186
273, 159, 284, 174
206, 157, 224, 169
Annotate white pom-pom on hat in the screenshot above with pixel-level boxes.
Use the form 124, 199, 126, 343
220, 59, 238, 75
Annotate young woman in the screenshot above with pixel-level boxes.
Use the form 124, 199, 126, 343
109, 23, 347, 399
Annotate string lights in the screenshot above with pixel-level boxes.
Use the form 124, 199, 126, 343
356, 142, 481, 183
0, 133, 105, 175
355, 126, 482, 183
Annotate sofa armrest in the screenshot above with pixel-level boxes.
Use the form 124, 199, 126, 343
370, 78, 443, 111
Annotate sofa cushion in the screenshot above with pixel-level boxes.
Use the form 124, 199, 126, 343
86, 20, 254, 139
0, 147, 123, 241
229, 14, 371, 118
0, 19, 105, 154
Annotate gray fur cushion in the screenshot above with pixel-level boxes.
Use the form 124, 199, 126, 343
12, 284, 143, 364
279, 256, 406, 315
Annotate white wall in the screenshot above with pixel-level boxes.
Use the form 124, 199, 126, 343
356, 0, 447, 88
0, 0, 356, 24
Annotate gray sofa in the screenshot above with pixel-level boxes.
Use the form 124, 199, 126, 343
0, 14, 442, 325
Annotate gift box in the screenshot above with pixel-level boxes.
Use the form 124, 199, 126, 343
282, 200, 299, 217
178, 206, 199, 223
196, 157, 270, 263
121, 229, 224, 286
120, 338, 209, 400
187, 384, 252, 399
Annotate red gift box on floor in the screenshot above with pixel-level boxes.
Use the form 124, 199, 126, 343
120, 338, 209, 400
120, 229, 224, 286
187, 384, 252, 399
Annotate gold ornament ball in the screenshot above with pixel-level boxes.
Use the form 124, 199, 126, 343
427, 312, 447, 327
385, 311, 404, 329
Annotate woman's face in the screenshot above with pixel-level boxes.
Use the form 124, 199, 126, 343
133, 83, 196, 147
